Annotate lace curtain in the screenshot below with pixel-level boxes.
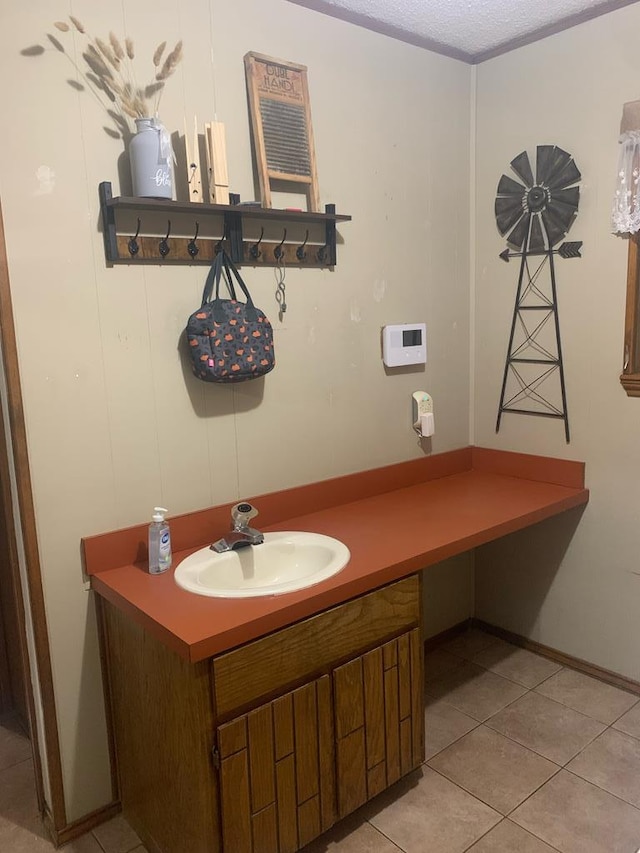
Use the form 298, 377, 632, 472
612, 130, 640, 234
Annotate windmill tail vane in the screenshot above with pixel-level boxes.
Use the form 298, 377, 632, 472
494, 145, 582, 443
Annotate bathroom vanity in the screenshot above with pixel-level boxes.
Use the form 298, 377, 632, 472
100, 575, 422, 852
86, 447, 588, 853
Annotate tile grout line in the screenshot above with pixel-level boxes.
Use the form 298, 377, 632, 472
427, 631, 640, 850
562, 761, 640, 816
425, 759, 567, 853
0, 754, 34, 776
422, 714, 483, 763
458, 817, 565, 853
363, 820, 408, 853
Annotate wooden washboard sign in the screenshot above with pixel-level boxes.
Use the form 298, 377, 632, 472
244, 52, 320, 212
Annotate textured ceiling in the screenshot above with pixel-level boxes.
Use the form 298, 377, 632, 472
287, 0, 640, 62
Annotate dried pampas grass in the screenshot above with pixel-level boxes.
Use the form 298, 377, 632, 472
152, 41, 166, 67
109, 32, 124, 61
156, 40, 182, 82
95, 37, 120, 70
83, 48, 112, 81
48, 17, 184, 129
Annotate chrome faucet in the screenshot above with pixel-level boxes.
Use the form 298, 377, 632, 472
211, 502, 264, 553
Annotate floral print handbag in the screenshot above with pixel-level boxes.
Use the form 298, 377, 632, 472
186, 250, 275, 383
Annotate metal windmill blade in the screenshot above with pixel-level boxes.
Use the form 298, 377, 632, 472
495, 175, 528, 245
546, 156, 581, 191
495, 194, 525, 235
506, 214, 530, 250
535, 146, 580, 248
536, 145, 572, 186
510, 150, 535, 188
540, 209, 568, 247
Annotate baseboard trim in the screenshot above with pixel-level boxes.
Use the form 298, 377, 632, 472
423, 618, 472, 653
473, 619, 640, 696
44, 800, 121, 848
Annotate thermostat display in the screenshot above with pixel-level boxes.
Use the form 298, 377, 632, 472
382, 323, 427, 368
403, 328, 422, 347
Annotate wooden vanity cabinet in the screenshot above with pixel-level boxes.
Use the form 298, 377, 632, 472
99, 574, 424, 853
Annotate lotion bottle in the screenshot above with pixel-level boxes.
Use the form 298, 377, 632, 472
149, 507, 172, 574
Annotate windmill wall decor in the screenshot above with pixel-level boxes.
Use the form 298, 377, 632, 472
495, 145, 582, 443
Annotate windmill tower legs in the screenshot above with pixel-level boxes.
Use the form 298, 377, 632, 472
496, 247, 570, 443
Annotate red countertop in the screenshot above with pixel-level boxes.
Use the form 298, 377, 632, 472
85, 447, 588, 662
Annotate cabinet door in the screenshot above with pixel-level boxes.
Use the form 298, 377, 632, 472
217, 675, 335, 853
333, 627, 424, 819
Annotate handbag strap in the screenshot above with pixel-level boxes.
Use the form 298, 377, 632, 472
201, 251, 237, 305
217, 252, 255, 307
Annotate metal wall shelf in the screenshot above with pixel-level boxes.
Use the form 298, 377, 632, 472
98, 182, 351, 268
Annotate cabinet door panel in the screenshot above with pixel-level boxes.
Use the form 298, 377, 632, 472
410, 627, 425, 766
384, 647, 401, 786
400, 717, 413, 777
217, 675, 334, 853
363, 647, 385, 770
276, 755, 298, 853
273, 692, 294, 761
252, 804, 279, 853
218, 715, 246, 758
317, 675, 336, 832
334, 657, 364, 739
248, 705, 276, 812
367, 761, 387, 800
219, 749, 252, 853
293, 682, 320, 806
336, 728, 367, 818
398, 632, 412, 720
334, 627, 424, 820
297, 796, 321, 848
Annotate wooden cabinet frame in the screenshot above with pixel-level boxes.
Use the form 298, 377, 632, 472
621, 234, 640, 395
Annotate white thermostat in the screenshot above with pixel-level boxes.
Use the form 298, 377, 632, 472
382, 323, 427, 367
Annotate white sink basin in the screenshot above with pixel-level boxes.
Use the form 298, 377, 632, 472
173, 531, 350, 598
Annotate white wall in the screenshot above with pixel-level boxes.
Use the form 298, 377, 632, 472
0, 0, 471, 820
474, 4, 640, 681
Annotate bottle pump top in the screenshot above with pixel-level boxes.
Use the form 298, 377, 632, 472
152, 507, 168, 522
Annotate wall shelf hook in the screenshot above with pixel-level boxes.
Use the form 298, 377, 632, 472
215, 223, 229, 256
274, 228, 287, 261
128, 219, 141, 257
249, 227, 264, 260
296, 230, 309, 261
187, 222, 200, 258
159, 221, 172, 258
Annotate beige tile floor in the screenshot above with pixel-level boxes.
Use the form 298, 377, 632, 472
2, 628, 640, 852
304, 628, 640, 853
0, 713, 145, 852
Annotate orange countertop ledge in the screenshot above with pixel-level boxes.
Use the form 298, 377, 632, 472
84, 447, 588, 663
